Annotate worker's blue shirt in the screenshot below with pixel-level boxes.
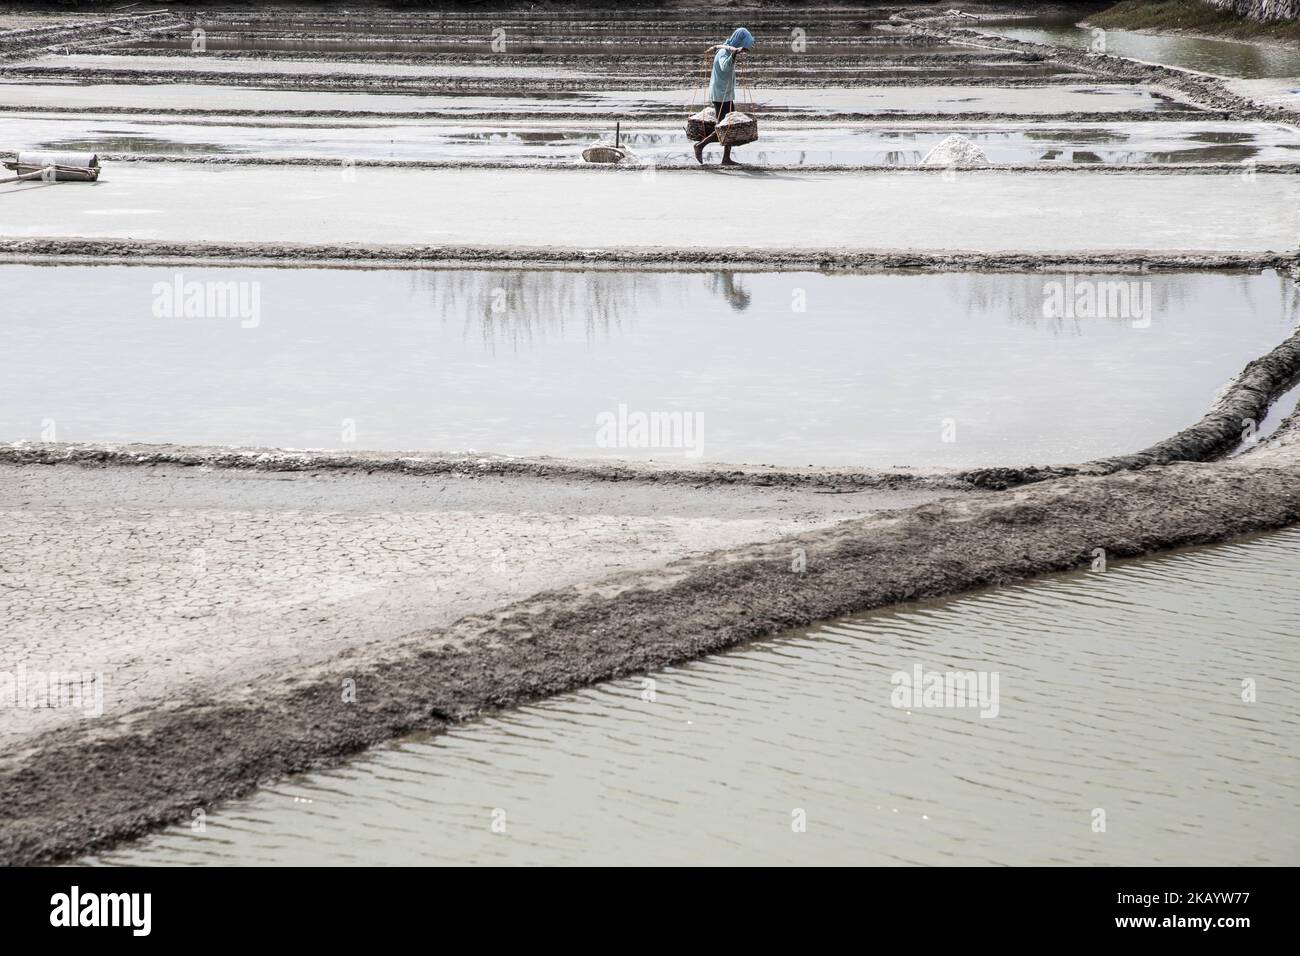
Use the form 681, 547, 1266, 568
708, 47, 738, 102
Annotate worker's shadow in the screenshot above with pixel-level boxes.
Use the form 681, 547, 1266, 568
0, 180, 88, 198
697, 166, 803, 182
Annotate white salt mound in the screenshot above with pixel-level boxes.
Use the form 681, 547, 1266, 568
920, 134, 989, 167
581, 139, 637, 164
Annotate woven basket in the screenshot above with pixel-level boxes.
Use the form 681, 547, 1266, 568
686, 105, 716, 142
582, 143, 628, 164
715, 112, 758, 146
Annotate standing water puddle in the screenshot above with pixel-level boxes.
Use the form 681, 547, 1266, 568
8, 116, 1297, 165
89, 526, 1300, 866
2, 265, 1295, 467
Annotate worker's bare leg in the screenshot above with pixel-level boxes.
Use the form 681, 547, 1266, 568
721, 144, 739, 166
694, 132, 716, 164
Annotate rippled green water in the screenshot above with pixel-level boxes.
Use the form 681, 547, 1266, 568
983, 21, 1300, 79
94, 528, 1300, 866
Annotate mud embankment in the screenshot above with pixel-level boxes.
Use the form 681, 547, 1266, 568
0, 440, 953, 491
3, 236, 1293, 272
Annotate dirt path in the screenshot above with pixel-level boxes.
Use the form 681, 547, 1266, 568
0, 461, 945, 755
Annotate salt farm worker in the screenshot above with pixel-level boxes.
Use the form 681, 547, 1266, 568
694, 27, 754, 167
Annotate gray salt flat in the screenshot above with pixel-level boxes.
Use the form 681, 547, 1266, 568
1, 163, 1294, 253
0, 459, 945, 751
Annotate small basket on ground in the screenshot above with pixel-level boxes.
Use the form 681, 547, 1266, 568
582, 121, 632, 164
582, 141, 628, 164
715, 112, 758, 146
686, 105, 716, 142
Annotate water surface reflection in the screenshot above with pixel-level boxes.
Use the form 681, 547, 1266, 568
3, 266, 1294, 466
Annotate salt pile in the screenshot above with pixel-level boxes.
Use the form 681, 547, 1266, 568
920, 134, 989, 167
581, 139, 635, 164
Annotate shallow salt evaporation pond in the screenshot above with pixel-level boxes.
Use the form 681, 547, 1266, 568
3, 265, 1296, 468
91, 526, 1300, 866
10, 115, 1298, 166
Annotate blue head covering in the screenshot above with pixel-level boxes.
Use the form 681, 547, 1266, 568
726, 27, 754, 50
